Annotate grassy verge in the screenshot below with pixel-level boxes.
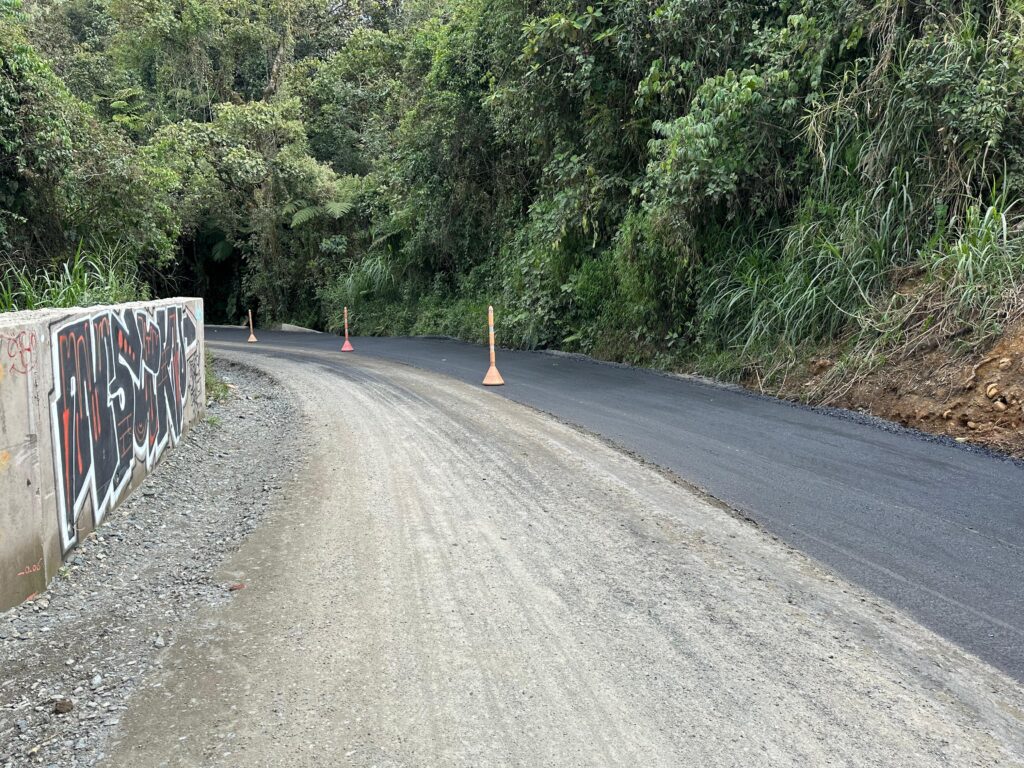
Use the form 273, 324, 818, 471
204, 350, 230, 403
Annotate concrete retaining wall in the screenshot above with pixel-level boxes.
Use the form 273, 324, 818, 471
0, 299, 205, 611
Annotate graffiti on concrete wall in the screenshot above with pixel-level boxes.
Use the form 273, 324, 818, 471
50, 305, 200, 551
0, 330, 37, 382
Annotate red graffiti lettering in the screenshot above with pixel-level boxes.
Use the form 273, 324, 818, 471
0, 330, 37, 376
16, 558, 43, 577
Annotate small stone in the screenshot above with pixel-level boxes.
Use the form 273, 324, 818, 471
955, 437, 969, 443
810, 357, 833, 376
16, 719, 29, 733
153, 635, 166, 648
995, 401, 1007, 412
998, 357, 1012, 371
90, 674, 102, 689
986, 383, 999, 399
54, 699, 74, 714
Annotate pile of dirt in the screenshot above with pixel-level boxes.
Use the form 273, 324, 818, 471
785, 325, 1024, 459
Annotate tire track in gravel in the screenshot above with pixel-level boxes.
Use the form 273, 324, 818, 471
350, 370, 646, 764
101, 344, 1024, 767
324, 360, 647, 763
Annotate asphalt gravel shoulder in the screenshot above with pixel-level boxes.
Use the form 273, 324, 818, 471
0, 359, 303, 768
102, 347, 1024, 767
206, 326, 1024, 681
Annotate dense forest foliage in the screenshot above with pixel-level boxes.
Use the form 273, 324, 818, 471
2, 0, 1023, 382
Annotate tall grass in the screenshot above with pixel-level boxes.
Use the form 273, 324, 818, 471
852, 197, 1024, 357
807, 196, 1024, 402
697, 187, 906, 356
318, 251, 400, 334
0, 242, 149, 312
692, 177, 1024, 393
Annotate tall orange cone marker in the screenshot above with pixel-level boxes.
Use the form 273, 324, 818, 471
247, 310, 258, 343
341, 306, 355, 352
482, 305, 505, 386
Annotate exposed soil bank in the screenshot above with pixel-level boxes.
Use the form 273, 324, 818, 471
774, 323, 1024, 458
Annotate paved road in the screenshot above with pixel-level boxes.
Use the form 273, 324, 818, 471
107, 347, 1024, 766
208, 327, 1024, 680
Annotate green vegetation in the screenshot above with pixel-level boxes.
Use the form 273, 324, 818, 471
1, 243, 149, 311
2, 0, 1023, 381
204, 349, 229, 403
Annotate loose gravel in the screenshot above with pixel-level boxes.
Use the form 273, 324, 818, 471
0, 359, 302, 768
106, 346, 1024, 767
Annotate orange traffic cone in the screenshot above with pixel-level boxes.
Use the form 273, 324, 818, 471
341, 306, 354, 352
482, 305, 504, 386
247, 310, 258, 343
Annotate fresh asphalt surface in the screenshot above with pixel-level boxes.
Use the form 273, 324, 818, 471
208, 326, 1024, 681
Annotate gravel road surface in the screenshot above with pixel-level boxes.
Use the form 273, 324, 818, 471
206, 326, 1024, 682
94, 344, 1024, 767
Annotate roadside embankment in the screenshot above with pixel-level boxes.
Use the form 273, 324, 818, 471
787, 321, 1024, 458
0, 358, 300, 767
0, 299, 205, 610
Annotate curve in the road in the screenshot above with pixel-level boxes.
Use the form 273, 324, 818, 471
208, 327, 1024, 681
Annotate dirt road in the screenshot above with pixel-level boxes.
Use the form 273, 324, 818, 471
102, 346, 1024, 767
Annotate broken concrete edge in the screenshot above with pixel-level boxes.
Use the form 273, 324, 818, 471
206, 322, 323, 334
0, 298, 206, 612
279, 323, 322, 334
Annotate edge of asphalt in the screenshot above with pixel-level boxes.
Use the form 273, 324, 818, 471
210, 338, 756, 530
319, 330, 1024, 468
